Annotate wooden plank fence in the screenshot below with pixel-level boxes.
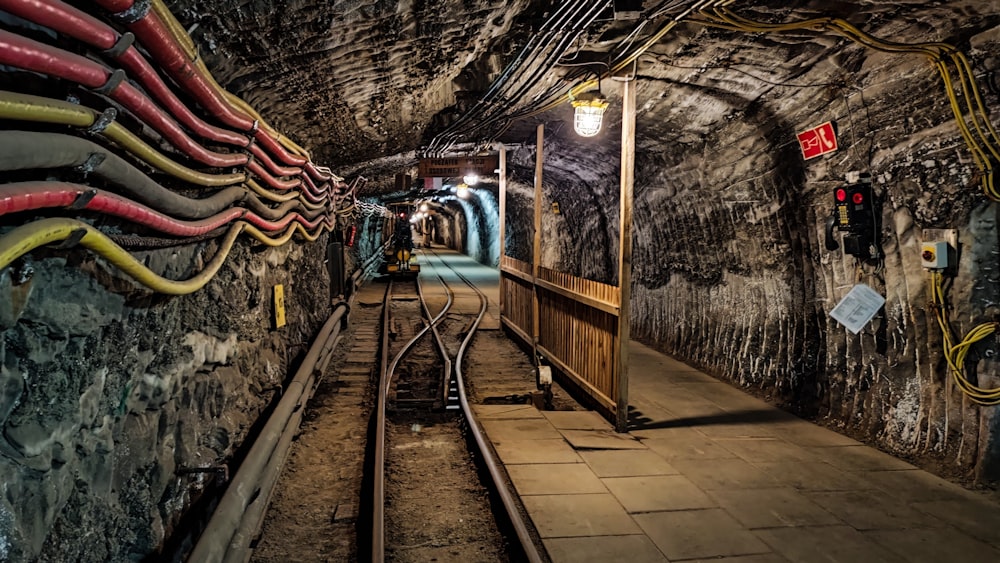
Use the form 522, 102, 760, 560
500, 258, 622, 413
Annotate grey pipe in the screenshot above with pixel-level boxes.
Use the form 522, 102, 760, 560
189, 302, 349, 563
0, 130, 322, 220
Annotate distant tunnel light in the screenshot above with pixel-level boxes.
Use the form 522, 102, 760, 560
456, 183, 470, 199
572, 91, 609, 137
463, 173, 479, 186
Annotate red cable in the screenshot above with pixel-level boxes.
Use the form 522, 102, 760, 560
0, 30, 248, 168
89, 0, 309, 167
0, 182, 331, 235
0, 0, 250, 148
248, 161, 303, 191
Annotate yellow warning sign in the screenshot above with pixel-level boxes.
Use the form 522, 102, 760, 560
274, 284, 286, 328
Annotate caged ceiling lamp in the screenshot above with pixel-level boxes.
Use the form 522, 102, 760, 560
571, 90, 609, 137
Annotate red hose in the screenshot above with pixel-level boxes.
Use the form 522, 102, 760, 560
0, 0, 250, 148
248, 161, 303, 191
0, 30, 248, 168
89, 0, 308, 167
0, 182, 242, 236
0, 182, 331, 235
248, 143, 301, 177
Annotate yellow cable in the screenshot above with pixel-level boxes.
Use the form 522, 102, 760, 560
0, 91, 246, 188
0, 218, 243, 295
930, 271, 1000, 404
243, 221, 329, 246
695, 8, 1000, 201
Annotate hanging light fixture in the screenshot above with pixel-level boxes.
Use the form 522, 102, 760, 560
571, 90, 609, 137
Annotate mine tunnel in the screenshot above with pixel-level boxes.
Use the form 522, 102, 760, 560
3, 0, 1000, 561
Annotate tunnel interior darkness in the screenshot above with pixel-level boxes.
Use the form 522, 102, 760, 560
1, 0, 1000, 559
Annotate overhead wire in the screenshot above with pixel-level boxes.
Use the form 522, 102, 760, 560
694, 6, 999, 200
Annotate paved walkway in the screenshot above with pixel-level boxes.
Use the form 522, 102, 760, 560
473, 342, 1000, 562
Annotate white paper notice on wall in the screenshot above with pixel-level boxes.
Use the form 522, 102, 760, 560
830, 283, 885, 334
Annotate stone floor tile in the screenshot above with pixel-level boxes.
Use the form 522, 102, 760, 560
714, 437, 817, 463
770, 421, 861, 447
865, 527, 1000, 562
543, 535, 667, 563
805, 445, 917, 472
479, 418, 563, 441
688, 555, 791, 563
603, 475, 717, 513
560, 429, 647, 450
634, 509, 772, 560
542, 410, 611, 430
579, 449, 678, 477
506, 463, 607, 496
492, 439, 583, 465
753, 461, 876, 492
671, 458, 779, 490
638, 429, 739, 461
754, 525, 906, 563
912, 498, 1000, 548
709, 487, 840, 528
521, 493, 641, 538
862, 469, 981, 503
803, 489, 946, 530
472, 404, 544, 419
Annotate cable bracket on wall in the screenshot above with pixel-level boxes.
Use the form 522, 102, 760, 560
68, 189, 99, 211
55, 228, 88, 249
102, 32, 135, 59
93, 69, 126, 96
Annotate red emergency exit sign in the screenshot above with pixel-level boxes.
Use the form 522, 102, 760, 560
797, 121, 838, 160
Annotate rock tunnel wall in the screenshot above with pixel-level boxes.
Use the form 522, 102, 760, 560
0, 237, 334, 561
501, 19, 1000, 480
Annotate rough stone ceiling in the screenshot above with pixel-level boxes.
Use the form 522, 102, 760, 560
173, 0, 1000, 193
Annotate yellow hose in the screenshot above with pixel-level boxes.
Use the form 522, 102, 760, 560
243, 221, 329, 246
0, 218, 243, 295
930, 271, 1000, 404
0, 91, 246, 188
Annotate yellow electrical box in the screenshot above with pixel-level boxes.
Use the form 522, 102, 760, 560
274, 284, 286, 328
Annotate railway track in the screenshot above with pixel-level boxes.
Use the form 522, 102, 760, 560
368, 249, 543, 562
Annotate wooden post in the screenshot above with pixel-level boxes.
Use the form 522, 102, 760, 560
532, 125, 544, 361
498, 143, 507, 317
616, 78, 636, 433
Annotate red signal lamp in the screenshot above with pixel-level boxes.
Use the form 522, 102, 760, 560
852, 192, 864, 205
836, 188, 847, 202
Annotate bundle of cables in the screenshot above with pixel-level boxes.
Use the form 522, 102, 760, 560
930, 270, 1000, 405
0, 0, 359, 294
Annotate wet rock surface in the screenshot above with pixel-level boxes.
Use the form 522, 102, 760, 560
0, 238, 332, 561
4, 0, 1000, 559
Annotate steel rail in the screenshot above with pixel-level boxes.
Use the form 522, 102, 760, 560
421, 249, 544, 563
371, 267, 454, 561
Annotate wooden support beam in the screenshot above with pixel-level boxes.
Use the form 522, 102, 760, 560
615, 78, 636, 433
499, 143, 507, 316
532, 125, 544, 362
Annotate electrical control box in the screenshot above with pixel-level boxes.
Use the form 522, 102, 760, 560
921, 241, 949, 270
826, 173, 881, 260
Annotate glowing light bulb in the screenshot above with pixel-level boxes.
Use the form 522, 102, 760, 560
420, 203, 429, 212
571, 91, 609, 137
463, 173, 479, 186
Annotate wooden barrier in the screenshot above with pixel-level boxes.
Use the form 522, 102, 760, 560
500, 258, 622, 414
